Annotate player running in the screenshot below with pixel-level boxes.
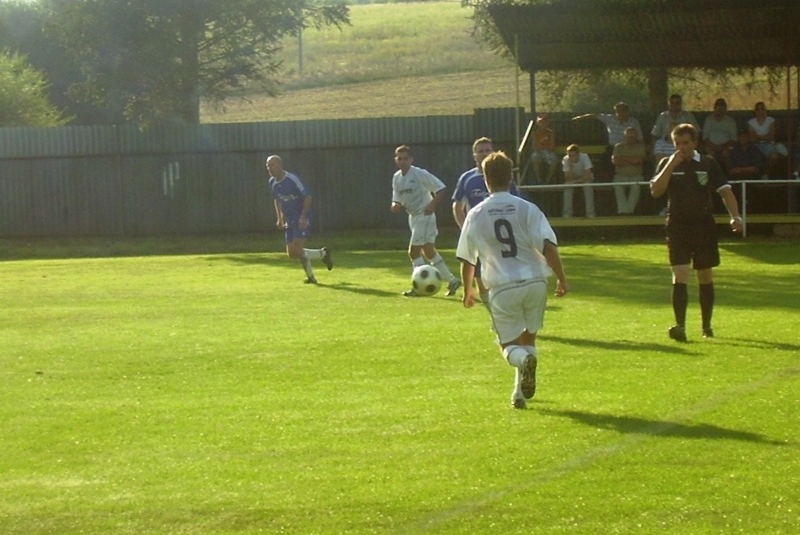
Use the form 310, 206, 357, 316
267, 155, 332, 284
457, 150, 569, 409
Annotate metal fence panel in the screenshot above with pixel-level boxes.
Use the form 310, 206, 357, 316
0, 108, 537, 237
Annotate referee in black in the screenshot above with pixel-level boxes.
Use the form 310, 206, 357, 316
650, 123, 742, 342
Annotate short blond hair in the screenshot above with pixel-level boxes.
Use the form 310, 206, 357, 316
481, 151, 514, 190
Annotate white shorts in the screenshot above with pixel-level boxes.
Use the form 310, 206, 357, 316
408, 213, 438, 246
488, 279, 548, 344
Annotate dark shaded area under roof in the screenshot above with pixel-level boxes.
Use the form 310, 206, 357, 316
488, 0, 800, 72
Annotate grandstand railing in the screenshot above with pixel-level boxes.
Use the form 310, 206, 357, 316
518, 179, 800, 238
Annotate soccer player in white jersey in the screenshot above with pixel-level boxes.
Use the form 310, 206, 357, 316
267, 155, 332, 284
456, 151, 569, 409
391, 145, 460, 297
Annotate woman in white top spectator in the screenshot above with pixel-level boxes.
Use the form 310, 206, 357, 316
747, 102, 787, 177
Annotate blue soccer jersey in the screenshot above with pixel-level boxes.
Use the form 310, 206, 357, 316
269, 171, 310, 224
452, 167, 520, 209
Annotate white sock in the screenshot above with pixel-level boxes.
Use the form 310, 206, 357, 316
502, 345, 529, 368
523, 345, 537, 360
303, 248, 324, 259
505, 345, 533, 398
411, 256, 425, 273
430, 253, 457, 283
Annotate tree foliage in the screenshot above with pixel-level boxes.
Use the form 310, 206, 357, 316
461, 0, 788, 112
0, 51, 69, 127
43, 0, 350, 125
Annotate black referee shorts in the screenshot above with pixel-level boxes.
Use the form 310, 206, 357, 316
666, 220, 720, 270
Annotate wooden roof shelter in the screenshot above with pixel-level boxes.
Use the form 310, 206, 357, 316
489, 0, 800, 73
488, 0, 800, 113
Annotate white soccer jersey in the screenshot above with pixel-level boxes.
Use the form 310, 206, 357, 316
456, 191, 557, 289
392, 166, 446, 216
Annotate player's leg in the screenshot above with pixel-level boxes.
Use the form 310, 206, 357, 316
669, 264, 691, 341
291, 216, 331, 271
425, 244, 459, 296
416, 214, 459, 296
492, 281, 543, 408
402, 215, 428, 296
696, 268, 715, 337
667, 224, 692, 341
287, 234, 317, 284
694, 229, 720, 338
302, 246, 333, 271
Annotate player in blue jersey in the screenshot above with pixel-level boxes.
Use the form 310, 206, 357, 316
452, 137, 521, 308
267, 155, 332, 284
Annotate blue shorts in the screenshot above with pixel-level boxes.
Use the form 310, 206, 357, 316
284, 219, 312, 244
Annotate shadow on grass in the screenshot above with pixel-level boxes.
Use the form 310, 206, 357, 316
202, 254, 287, 266
720, 337, 800, 353
541, 334, 697, 356
540, 408, 789, 446
720, 239, 800, 265
318, 281, 399, 298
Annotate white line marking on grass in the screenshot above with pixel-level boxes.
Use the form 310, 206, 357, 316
397, 366, 799, 534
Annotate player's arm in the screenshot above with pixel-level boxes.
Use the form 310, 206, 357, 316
718, 186, 743, 232
273, 200, 284, 228
424, 188, 446, 215
459, 260, 477, 308
650, 152, 683, 198
298, 194, 312, 230
542, 239, 569, 297
452, 200, 467, 228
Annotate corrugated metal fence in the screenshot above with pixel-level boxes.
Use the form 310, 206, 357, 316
0, 109, 539, 238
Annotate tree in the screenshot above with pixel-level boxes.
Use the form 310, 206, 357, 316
44, 0, 349, 125
0, 0, 124, 124
0, 51, 69, 127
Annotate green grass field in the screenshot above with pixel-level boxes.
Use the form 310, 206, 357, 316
2, 233, 798, 534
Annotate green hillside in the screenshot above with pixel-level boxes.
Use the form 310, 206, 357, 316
201, 1, 789, 123
201, 1, 522, 122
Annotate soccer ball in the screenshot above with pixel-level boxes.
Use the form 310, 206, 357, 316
411, 265, 443, 296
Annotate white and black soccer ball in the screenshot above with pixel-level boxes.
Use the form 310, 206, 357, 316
411, 265, 442, 296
